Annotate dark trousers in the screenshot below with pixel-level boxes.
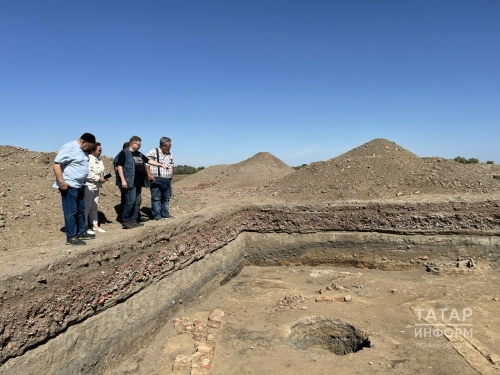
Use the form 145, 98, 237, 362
117, 187, 126, 221
60, 186, 85, 240
122, 186, 142, 223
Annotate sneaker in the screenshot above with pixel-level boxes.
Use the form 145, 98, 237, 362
140, 216, 150, 222
163, 214, 175, 219
154, 216, 165, 221
87, 229, 95, 235
122, 222, 133, 229
133, 221, 144, 227
93, 227, 106, 233
78, 232, 95, 240
66, 237, 86, 245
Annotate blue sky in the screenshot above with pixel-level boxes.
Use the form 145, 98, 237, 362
1, 0, 499, 167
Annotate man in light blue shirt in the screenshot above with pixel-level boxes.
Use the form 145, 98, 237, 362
53, 133, 97, 245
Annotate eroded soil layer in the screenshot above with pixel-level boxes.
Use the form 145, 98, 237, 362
1, 200, 500, 373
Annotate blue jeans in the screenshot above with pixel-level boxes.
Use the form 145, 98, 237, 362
150, 178, 172, 219
60, 186, 86, 240
122, 186, 142, 223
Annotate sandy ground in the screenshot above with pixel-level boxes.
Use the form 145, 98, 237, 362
107, 265, 500, 375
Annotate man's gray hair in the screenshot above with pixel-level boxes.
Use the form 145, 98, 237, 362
159, 137, 171, 146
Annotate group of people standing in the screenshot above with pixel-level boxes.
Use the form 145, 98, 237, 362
53, 133, 175, 245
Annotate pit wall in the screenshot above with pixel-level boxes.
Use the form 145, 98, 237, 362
243, 231, 500, 269
0, 234, 246, 375
1, 200, 500, 373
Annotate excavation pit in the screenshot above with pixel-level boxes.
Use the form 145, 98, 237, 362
289, 317, 371, 355
2, 205, 500, 375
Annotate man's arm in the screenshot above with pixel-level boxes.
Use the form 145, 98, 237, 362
53, 163, 69, 190
147, 159, 167, 169
146, 165, 154, 181
144, 154, 167, 170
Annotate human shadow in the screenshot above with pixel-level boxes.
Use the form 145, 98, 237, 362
59, 211, 113, 232
140, 207, 152, 219
98, 211, 113, 224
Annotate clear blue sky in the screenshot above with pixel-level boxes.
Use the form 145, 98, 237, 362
1, 0, 499, 167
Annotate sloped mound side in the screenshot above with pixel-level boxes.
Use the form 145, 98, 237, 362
173, 164, 231, 189
258, 140, 500, 201
174, 152, 293, 190
467, 163, 500, 178
337, 138, 418, 159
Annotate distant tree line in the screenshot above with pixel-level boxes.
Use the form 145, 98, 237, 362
292, 164, 308, 170
174, 165, 205, 174
454, 156, 494, 165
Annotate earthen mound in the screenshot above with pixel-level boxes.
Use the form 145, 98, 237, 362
337, 138, 418, 159
174, 152, 293, 191
258, 138, 500, 201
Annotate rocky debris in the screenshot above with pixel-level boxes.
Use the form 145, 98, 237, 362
315, 295, 352, 302
320, 283, 347, 294
425, 264, 442, 275
207, 309, 224, 329
317, 282, 353, 302
276, 293, 307, 309
172, 354, 192, 374
181, 180, 220, 191
457, 258, 476, 269
172, 310, 223, 374
426, 258, 477, 275
0, 210, 5, 228
316, 295, 335, 302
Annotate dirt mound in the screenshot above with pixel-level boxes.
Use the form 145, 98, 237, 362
174, 152, 293, 191
337, 138, 418, 159
258, 139, 500, 202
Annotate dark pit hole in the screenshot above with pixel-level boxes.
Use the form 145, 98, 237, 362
289, 317, 371, 355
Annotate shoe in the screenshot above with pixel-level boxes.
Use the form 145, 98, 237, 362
154, 216, 165, 221
66, 237, 86, 245
78, 232, 95, 240
133, 221, 144, 227
93, 227, 106, 233
163, 214, 175, 219
122, 222, 133, 229
140, 216, 150, 222
87, 229, 95, 235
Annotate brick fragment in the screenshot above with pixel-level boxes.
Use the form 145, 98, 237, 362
207, 309, 224, 328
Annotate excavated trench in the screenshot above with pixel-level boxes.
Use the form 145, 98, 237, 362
1, 200, 500, 374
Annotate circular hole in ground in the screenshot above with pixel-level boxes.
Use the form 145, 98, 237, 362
289, 316, 371, 355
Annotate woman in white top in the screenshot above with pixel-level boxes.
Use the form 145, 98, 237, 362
84, 143, 109, 233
